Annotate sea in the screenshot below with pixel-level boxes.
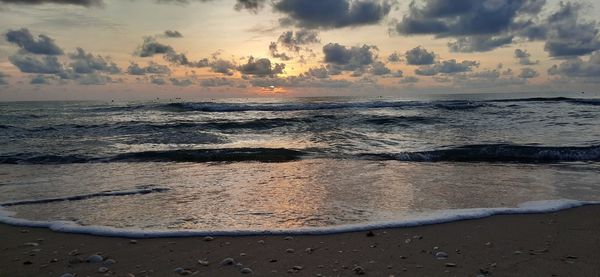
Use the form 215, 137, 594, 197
1, 92, 599, 237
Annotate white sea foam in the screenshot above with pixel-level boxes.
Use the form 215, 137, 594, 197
0, 199, 597, 238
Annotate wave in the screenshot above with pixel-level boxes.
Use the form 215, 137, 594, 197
162, 101, 424, 112
363, 115, 440, 126
0, 199, 596, 238
492, 97, 600, 106
1, 188, 170, 207
360, 144, 600, 163
0, 148, 306, 164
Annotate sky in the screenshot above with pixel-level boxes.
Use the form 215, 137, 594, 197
0, 0, 599, 100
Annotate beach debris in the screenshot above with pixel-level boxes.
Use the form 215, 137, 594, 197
435, 251, 448, 259
198, 259, 209, 266
59, 274, 74, 277
86, 254, 104, 263
102, 259, 116, 266
220, 257, 235, 266
366, 231, 375, 237
445, 263, 457, 267
23, 242, 39, 247
257, 240, 265, 244
240, 267, 253, 274
203, 236, 214, 241
98, 267, 109, 273
284, 236, 293, 240
352, 266, 366, 275
305, 247, 313, 254
285, 248, 295, 253
404, 238, 411, 244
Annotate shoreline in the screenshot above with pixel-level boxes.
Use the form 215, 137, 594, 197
1, 205, 599, 276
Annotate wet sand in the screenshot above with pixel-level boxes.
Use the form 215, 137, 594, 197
1, 205, 599, 277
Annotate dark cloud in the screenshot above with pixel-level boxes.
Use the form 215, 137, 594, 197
274, 0, 393, 29
238, 57, 285, 76
548, 51, 600, 78
250, 75, 352, 88
405, 46, 435, 65
269, 42, 293, 61
136, 37, 174, 57
278, 30, 320, 51
514, 49, 538, 65
68, 47, 120, 74
163, 30, 183, 38
542, 2, 600, 57
234, 0, 267, 12
0, 0, 102, 7
9, 54, 64, 74
5, 28, 63, 55
518, 67, 539, 78
306, 66, 330, 79
400, 76, 419, 83
395, 0, 544, 37
150, 76, 166, 85
415, 59, 479, 76
208, 59, 236, 75
127, 62, 171, 75
387, 52, 401, 63
448, 35, 513, 52
76, 72, 114, 85
323, 43, 378, 71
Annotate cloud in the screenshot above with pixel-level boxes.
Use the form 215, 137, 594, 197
250, 75, 352, 88
269, 42, 293, 61
387, 52, 402, 63
136, 37, 174, 57
548, 51, 600, 78
0, 0, 102, 7
370, 61, 391, 75
514, 49, 538, 65
400, 76, 419, 83
415, 59, 479, 76
169, 77, 193, 86
234, 0, 267, 12
200, 77, 235, 87
448, 35, 513, 53
127, 62, 171, 75
163, 30, 183, 38
518, 67, 539, 78
9, 54, 64, 74
277, 30, 320, 51
76, 72, 114, 85
5, 28, 63, 55
150, 76, 166, 85
306, 66, 330, 79
405, 46, 435, 65
0, 72, 8, 85
238, 57, 285, 76
542, 2, 600, 57
68, 47, 120, 74
274, 0, 393, 29
395, 0, 544, 37
323, 43, 378, 71
30, 74, 51, 84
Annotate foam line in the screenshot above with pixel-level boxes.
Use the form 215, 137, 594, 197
0, 199, 597, 238
0, 188, 170, 207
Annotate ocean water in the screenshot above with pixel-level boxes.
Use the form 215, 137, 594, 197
1, 92, 600, 235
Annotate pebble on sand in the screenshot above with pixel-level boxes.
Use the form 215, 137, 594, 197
221, 257, 235, 266
24, 242, 39, 247
284, 236, 293, 240
435, 251, 448, 259
203, 236, 214, 241
240, 267, 253, 274
98, 266, 109, 273
60, 274, 74, 277
352, 266, 366, 275
87, 254, 104, 263
198, 259, 209, 266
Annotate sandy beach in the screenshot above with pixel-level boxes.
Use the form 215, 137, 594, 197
0, 205, 598, 277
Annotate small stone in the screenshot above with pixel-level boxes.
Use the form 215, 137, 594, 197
240, 253, 246, 256
435, 251, 448, 259
257, 240, 265, 244
221, 257, 235, 266
445, 263, 457, 267
20, 230, 29, 233
566, 255, 578, 259
23, 261, 33, 265
285, 248, 295, 253
98, 267, 109, 273
240, 267, 253, 274
514, 250, 523, 254
353, 266, 366, 275
485, 242, 492, 246
413, 235, 423, 240
198, 259, 209, 266
305, 248, 313, 254
269, 259, 278, 263
68, 250, 79, 256
24, 242, 39, 247
86, 254, 103, 263
129, 240, 138, 244
174, 267, 184, 274
50, 258, 59, 263
203, 236, 214, 241
102, 259, 116, 266
284, 236, 293, 240
68, 257, 84, 264
366, 231, 375, 237
480, 268, 490, 274
59, 274, 74, 277
292, 266, 303, 271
